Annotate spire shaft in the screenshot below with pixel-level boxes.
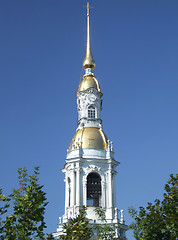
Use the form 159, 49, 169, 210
86, 3, 91, 58
83, 2, 95, 70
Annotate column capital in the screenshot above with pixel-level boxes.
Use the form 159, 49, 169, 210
107, 168, 116, 175
69, 168, 75, 174
75, 167, 82, 173
107, 168, 112, 174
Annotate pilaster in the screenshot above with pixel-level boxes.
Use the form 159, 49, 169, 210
76, 167, 81, 206
83, 179, 87, 206
70, 166, 76, 206
101, 180, 106, 208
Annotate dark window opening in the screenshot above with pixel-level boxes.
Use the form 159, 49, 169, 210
88, 105, 96, 119
87, 172, 101, 207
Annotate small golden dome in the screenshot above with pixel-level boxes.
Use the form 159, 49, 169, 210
68, 127, 108, 152
78, 75, 101, 92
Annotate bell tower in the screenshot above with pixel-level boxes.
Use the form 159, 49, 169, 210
54, 2, 127, 239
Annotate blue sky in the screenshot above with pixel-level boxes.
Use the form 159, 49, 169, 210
0, 0, 178, 239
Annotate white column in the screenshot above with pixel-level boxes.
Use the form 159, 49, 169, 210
76, 168, 81, 206
101, 180, 106, 208
83, 179, 87, 206
70, 168, 76, 206
113, 171, 117, 208
64, 176, 69, 212
108, 167, 113, 208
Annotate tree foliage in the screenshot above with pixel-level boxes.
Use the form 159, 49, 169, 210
59, 206, 92, 240
0, 167, 54, 240
128, 174, 178, 240
59, 206, 121, 240
93, 207, 118, 239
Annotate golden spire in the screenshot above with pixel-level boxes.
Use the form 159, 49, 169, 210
83, 2, 96, 70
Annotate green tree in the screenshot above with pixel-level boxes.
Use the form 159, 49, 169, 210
59, 206, 122, 240
0, 189, 10, 236
128, 174, 178, 240
93, 207, 118, 239
59, 206, 92, 240
0, 167, 54, 240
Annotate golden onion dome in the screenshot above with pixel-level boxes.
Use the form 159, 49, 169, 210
68, 127, 108, 152
78, 75, 101, 92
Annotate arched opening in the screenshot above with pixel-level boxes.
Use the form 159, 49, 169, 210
88, 105, 96, 119
87, 172, 101, 207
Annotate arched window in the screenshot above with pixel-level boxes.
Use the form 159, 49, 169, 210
87, 172, 101, 207
88, 105, 96, 119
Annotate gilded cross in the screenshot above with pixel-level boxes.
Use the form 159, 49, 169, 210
84, 2, 93, 16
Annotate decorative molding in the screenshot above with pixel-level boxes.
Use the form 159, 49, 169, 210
83, 165, 101, 174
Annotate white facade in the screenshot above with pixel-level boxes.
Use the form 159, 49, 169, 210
54, 147, 127, 239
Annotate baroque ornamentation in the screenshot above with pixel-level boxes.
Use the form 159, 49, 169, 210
83, 165, 101, 174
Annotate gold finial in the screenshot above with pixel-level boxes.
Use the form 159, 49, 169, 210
83, 2, 96, 70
